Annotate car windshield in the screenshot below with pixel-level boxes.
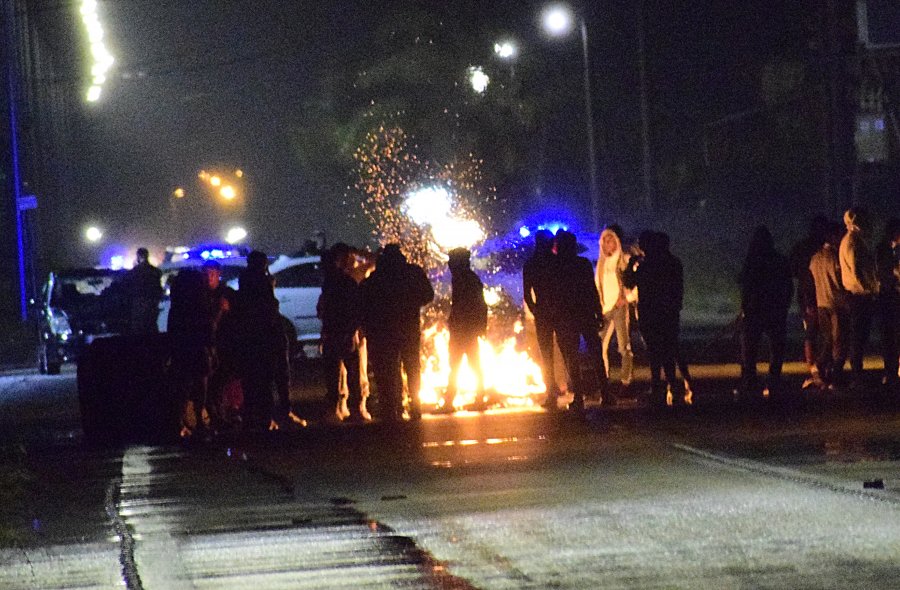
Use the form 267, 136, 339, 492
52, 272, 125, 308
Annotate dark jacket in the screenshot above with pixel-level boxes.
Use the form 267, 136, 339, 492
624, 252, 684, 326
317, 269, 363, 353
235, 267, 284, 361
168, 269, 219, 347
449, 267, 487, 335
523, 251, 557, 319
740, 230, 793, 317
551, 254, 602, 324
361, 257, 434, 343
124, 261, 163, 301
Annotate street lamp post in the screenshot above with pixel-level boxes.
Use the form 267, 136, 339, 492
543, 4, 601, 233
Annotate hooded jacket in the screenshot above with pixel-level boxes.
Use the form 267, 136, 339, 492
839, 210, 879, 296
594, 229, 630, 315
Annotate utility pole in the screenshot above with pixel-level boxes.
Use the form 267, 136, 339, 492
637, 0, 654, 211
2, 0, 28, 320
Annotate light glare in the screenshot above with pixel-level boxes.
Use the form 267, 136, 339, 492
220, 185, 236, 200
542, 4, 575, 36
494, 41, 517, 59
225, 226, 247, 244
85, 226, 103, 242
468, 66, 490, 94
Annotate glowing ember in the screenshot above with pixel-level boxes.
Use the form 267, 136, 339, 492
419, 325, 546, 411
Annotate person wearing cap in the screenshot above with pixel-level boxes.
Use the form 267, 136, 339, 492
443, 247, 488, 412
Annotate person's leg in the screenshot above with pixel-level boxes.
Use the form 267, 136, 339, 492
815, 308, 834, 383
555, 326, 583, 409
740, 316, 762, 393
768, 314, 788, 383
322, 348, 344, 418
369, 340, 403, 421
466, 335, 486, 409
600, 312, 615, 380
445, 331, 465, 408
614, 306, 635, 385
880, 295, 899, 385
400, 336, 422, 418
343, 347, 364, 419
581, 319, 609, 396
534, 316, 558, 393
848, 295, 874, 379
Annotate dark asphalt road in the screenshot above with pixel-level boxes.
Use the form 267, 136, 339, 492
0, 363, 899, 588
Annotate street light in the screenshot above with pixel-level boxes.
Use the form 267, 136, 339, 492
542, 3, 601, 233
468, 66, 489, 94
84, 226, 103, 243
494, 40, 518, 60
225, 226, 247, 244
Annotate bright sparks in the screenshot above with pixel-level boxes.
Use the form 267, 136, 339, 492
404, 186, 484, 251
79, 0, 114, 103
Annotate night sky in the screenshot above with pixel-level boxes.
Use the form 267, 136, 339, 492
46, 0, 832, 266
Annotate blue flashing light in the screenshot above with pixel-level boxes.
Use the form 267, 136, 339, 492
200, 250, 211, 260
519, 226, 531, 238
537, 222, 569, 235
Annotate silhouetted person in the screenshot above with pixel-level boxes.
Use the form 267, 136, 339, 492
840, 208, 880, 387
523, 229, 563, 408
624, 231, 685, 406
235, 250, 285, 430
790, 215, 829, 387
124, 247, 162, 334
550, 230, 608, 413
443, 248, 488, 412
318, 243, 365, 423
876, 218, 900, 391
361, 244, 434, 421
168, 262, 224, 437
738, 226, 793, 396
809, 223, 848, 388
203, 260, 238, 430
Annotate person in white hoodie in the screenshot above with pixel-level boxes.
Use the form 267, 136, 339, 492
839, 208, 880, 385
595, 227, 634, 387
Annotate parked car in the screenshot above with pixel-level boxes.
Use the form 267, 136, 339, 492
35, 268, 128, 374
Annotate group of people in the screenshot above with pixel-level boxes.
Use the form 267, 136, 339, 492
775, 208, 900, 394
524, 226, 690, 411
119, 205, 900, 436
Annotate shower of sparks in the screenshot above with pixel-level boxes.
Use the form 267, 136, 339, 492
353, 124, 491, 272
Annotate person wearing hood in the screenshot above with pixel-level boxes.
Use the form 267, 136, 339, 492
839, 208, 880, 385
595, 226, 634, 389
550, 230, 609, 412
624, 231, 685, 406
738, 226, 794, 397
443, 248, 488, 412
360, 244, 434, 421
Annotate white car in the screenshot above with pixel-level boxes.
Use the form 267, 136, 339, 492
268, 254, 324, 356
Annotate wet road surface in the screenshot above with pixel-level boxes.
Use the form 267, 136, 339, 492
0, 368, 899, 588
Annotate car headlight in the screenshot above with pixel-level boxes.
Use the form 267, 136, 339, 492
48, 309, 73, 338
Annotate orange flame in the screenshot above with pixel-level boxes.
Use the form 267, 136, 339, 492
419, 321, 546, 411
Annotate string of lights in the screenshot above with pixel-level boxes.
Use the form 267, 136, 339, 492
78, 0, 114, 102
